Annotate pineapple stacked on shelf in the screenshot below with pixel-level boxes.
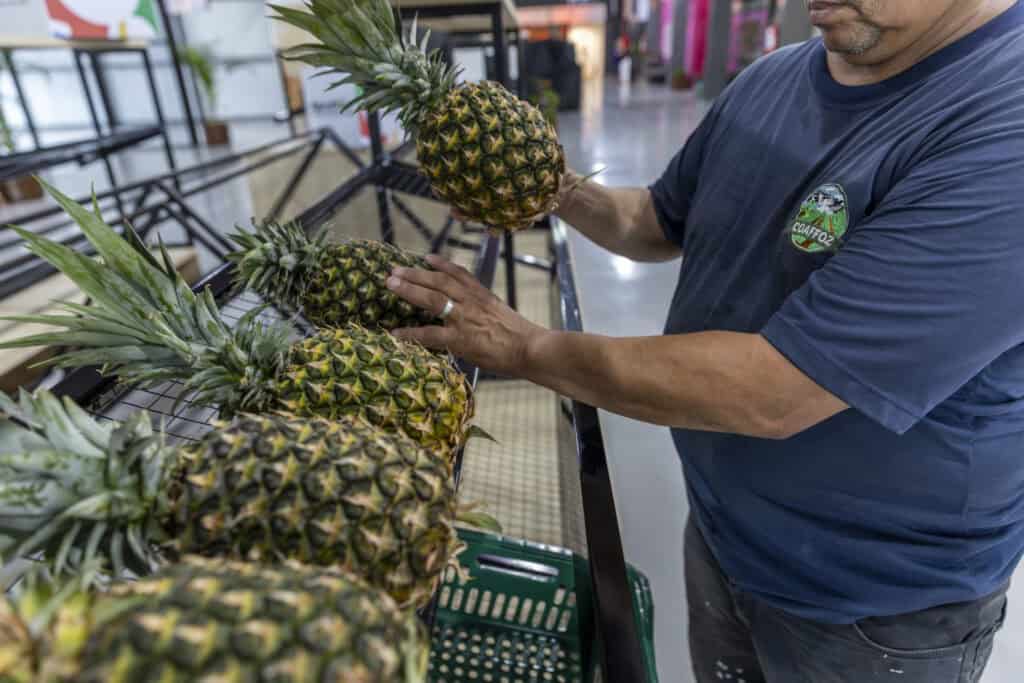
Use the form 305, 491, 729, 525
271, 0, 568, 233
3, 181, 472, 459
0, 181, 499, 681
0, 557, 429, 682
228, 220, 441, 331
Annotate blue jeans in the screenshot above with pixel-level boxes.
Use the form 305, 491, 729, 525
685, 518, 1008, 683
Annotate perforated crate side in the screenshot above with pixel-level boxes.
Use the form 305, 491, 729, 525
429, 529, 597, 683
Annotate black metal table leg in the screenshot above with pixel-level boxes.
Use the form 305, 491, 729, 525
490, 4, 518, 310
156, 0, 200, 147
88, 52, 118, 131
72, 50, 104, 139
71, 48, 126, 219
275, 51, 297, 137
3, 49, 40, 150
140, 48, 178, 181
367, 112, 395, 244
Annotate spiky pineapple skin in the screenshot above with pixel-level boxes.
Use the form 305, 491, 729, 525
78, 557, 427, 683
165, 413, 460, 610
304, 240, 438, 330
416, 81, 566, 231
271, 325, 473, 456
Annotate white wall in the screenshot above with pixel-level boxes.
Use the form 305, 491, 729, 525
0, 0, 50, 38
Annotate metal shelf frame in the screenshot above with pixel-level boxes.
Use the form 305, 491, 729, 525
0, 128, 356, 302
1, 41, 176, 177
551, 218, 651, 683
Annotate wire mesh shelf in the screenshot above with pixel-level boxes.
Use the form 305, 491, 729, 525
83, 290, 289, 444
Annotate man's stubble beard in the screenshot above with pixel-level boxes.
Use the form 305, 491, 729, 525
810, 0, 885, 55
826, 21, 884, 55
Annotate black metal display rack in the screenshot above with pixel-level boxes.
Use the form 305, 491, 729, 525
551, 219, 652, 683
1, 39, 176, 175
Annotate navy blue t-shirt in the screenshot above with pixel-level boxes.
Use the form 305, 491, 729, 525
651, 3, 1024, 624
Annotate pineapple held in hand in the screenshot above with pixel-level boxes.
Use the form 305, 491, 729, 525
0, 557, 428, 682
0, 181, 474, 456
272, 0, 567, 232
0, 390, 478, 611
229, 221, 439, 330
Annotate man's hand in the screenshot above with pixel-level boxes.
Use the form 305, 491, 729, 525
386, 255, 546, 376
387, 257, 847, 439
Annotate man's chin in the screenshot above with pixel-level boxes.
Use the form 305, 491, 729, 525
819, 25, 882, 57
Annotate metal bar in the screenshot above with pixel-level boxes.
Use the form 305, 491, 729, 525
551, 220, 649, 683
156, 0, 201, 146
159, 202, 231, 258
3, 49, 40, 150
389, 193, 434, 243
154, 180, 236, 256
88, 52, 119, 131
292, 167, 375, 230
140, 48, 178, 177
322, 127, 365, 169
4, 133, 317, 227
430, 216, 457, 254
131, 182, 155, 215
0, 127, 162, 182
275, 50, 297, 137
267, 134, 325, 221
367, 112, 395, 244
491, 3, 509, 85
72, 50, 104, 139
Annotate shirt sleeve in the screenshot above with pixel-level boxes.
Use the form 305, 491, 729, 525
761, 126, 1024, 434
649, 105, 718, 246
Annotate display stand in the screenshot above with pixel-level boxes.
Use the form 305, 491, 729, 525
551, 217, 653, 682
0, 38, 177, 177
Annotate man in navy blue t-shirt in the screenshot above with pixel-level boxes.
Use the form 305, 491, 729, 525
388, 0, 1024, 680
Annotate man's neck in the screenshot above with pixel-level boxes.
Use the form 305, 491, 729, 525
828, 0, 1016, 86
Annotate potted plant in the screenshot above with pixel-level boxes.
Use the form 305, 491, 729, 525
671, 68, 693, 90
530, 79, 561, 132
177, 46, 230, 146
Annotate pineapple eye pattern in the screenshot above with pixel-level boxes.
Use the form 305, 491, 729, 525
416, 83, 565, 230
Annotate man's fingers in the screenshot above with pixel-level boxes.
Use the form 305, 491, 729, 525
387, 276, 455, 319
424, 254, 486, 292
392, 325, 457, 350
392, 266, 463, 301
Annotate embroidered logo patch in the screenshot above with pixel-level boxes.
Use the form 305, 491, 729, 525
789, 183, 849, 254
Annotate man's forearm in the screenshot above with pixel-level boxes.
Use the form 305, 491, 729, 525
521, 330, 847, 439
555, 173, 681, 263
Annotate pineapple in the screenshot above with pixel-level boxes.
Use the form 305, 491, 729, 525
272, 0, 567, 232
0, 389, 473, 611
0, 557, 428, 682
228, 220, 439, 330
0, 181, 473, 456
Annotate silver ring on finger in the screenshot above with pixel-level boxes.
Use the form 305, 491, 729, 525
438, 298, 455, 321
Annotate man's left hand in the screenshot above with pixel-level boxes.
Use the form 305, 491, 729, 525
386, 255, 546, 377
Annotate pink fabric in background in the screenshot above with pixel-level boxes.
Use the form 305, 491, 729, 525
684, 0, 709, 79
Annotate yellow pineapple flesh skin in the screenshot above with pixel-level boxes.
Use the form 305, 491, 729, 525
272, 325, 473, 457
417, 81, 566, 232
78, 558, 427, 682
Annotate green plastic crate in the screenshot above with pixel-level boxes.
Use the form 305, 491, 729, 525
428, 529, 658, 683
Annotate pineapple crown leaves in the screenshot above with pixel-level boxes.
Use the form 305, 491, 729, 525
226, 218, 324, 309
0, 179, 224, 378
0, 180, 295, 417
270, 0, 460, 132
0, 390, 172, 581
0, 563, 144, 682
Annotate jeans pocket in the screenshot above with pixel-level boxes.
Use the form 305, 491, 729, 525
851, 621, 968, 660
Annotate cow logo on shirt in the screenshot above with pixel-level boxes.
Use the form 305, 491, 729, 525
788, 184, 849, 254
